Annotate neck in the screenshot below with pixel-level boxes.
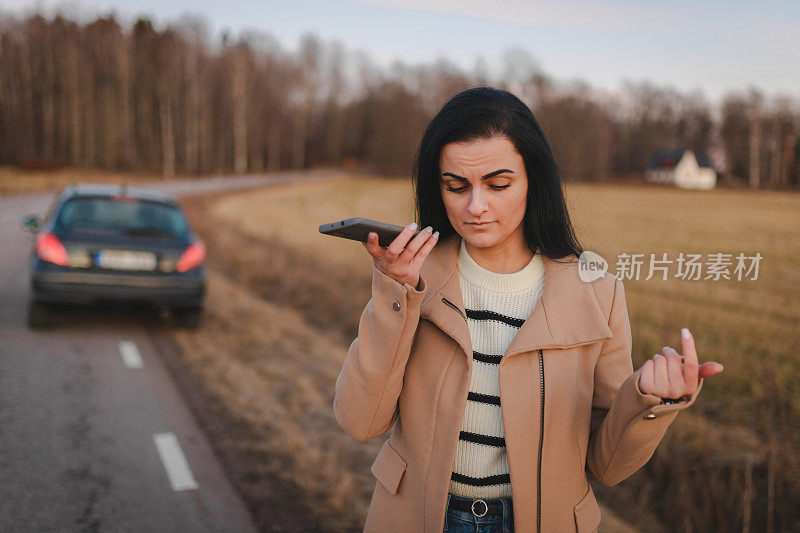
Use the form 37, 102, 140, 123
464, 237, 533, 274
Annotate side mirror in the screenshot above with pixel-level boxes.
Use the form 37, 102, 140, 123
22, 215, 41, 233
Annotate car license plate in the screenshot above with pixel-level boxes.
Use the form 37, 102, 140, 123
97, 250, 157, 271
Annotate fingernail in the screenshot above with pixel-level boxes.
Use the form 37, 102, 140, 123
662, 347, 669, 352
432, 231, 439, 238
654, 354, 663, 359
408, 222, 417, 230
424, 226, 433, 232
369, 232, 376, 239
681, 328, 691, 339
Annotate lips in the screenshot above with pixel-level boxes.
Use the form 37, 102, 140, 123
467, 221, 494, 229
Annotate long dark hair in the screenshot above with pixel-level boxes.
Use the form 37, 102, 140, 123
412, 86, 583, 260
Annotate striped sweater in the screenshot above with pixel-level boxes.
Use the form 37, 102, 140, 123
448, 238, 546, 499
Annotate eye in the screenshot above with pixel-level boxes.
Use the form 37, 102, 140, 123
445, 186, 467, 193
489, 184, 511, 191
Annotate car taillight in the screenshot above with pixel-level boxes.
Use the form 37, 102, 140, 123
176, 241, 206, 272
36, 233, 70, 266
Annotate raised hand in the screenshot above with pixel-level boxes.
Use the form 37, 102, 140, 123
638, 327, 724, 400
362, 222, 439, 288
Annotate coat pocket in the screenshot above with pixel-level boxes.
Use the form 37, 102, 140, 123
370, 439, 407, 495
573, 485, 602, 533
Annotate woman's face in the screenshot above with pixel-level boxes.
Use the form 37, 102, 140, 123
439, 136, 529, 252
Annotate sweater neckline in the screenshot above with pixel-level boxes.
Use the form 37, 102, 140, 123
457, 239, 545, 294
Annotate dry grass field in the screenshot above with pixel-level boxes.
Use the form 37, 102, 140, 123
0, 165, 183, 195
174, 174, 800, 532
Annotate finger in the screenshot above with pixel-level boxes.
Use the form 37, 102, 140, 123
364, 232, 384, 258
680, 327, 699, 365
661, 346, 680, 358
698, 362, 724, 378
652, 354, 668, 396
664, 350, 685, 397
680, 328, 699, 386
638, 359, 655, 395
662, 345, 689, 396
385, 223, 418, 262
410, 231, 439, 269
399, 226, 433, 260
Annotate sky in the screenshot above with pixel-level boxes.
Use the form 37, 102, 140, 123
3, 0, 799, 105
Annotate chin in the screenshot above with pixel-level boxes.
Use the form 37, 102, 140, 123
460, 231, 500, 249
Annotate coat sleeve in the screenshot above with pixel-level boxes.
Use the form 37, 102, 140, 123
332, 264, 427, 442
585, 276, 703, 486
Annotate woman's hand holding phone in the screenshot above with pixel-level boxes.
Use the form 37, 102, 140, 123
363, 222, 439, 288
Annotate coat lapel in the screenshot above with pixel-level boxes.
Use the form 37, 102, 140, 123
419, 235, 613, 358
505, 255, 613, 355
419, 236, 473, 359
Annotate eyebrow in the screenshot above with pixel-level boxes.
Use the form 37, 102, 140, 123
441, 169, 514, 182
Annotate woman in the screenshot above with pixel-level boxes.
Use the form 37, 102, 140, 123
333, 87, 723, 533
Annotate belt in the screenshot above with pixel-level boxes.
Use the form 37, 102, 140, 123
448, 496, 508, 518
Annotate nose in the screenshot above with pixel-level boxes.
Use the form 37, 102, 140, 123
467, 188, 488, 217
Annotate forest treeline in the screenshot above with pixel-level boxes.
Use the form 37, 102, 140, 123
1, 11, 798, 188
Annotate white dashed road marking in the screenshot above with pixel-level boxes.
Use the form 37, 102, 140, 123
154, 432, 199, 491
119, 341, 143, 368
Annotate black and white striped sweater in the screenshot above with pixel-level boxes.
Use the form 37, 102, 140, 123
448, 239, 546, 499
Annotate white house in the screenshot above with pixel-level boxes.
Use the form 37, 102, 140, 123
646, 149, 717, 190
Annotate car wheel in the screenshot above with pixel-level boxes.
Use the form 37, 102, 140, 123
173, 306, 202, 329
27, 301, 54, 329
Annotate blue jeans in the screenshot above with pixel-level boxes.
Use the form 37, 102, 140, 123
443, 494, 514, 532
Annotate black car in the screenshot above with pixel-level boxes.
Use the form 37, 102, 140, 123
23, 183, 206, 328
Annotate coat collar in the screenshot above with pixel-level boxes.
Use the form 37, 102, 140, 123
419, 234, 612, 357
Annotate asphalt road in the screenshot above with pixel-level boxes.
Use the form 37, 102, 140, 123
0, 171, 330, 532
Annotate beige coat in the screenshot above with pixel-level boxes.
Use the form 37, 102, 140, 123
333, 234, 702, 532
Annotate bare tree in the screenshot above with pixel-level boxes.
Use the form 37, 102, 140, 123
500, 46, 542, 109
230, 45, 249, 175
747, 88, 764, 189
0, 11, 797, 189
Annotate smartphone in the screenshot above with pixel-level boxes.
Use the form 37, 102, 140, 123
318, 217, 420, 248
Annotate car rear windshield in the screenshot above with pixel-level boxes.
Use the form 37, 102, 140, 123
55, 197, 190, 238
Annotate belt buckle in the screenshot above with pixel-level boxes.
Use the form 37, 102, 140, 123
471, 499, 488, 517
